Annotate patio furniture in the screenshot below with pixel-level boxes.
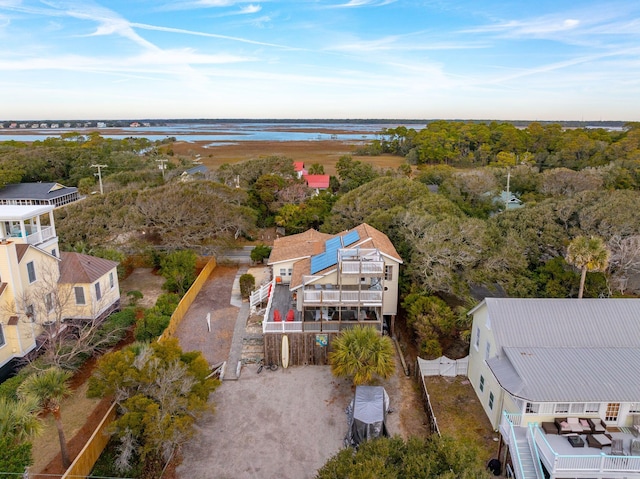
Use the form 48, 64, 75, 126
631, 438, 640, 456
611, 438, 625, 456
567, 435, 585, 448
555, 417, 588, 434
588, 417, 607, 434
633, 415, 640, 437
587, 434, 612, 449
542, 422, 558, 435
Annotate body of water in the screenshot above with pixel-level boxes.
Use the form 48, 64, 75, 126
0, 122, 415, 144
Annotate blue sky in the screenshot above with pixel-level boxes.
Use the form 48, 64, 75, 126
1, 0, 639, 120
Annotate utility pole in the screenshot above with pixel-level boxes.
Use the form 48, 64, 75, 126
90, 164, 107, 194
156, 159, 168, 179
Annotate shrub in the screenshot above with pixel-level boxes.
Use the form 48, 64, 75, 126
126, 290, 144, 306
134, 307, 170, 342
239, 274, 255, 299
155, 293, 181, 316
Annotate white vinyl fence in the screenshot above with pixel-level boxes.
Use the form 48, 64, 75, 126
417, 355, 468, 377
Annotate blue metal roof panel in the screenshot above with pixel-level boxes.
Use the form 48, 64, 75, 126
342, 230, 360, 246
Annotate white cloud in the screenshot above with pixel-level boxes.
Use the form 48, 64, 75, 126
239, 4, 261, 14
332, 0, 397, 8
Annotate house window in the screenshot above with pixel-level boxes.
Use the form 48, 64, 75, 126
45, 293, 54, 313
95, 282, 102, 300
109, 272, 114, 289
479, 375, 485, 392
75, 287, 86, 305
279, 268, 286, 277
0, 324, 4, 347
585, 403, 600, 414
485, 342, 491, 361
555, 403, 570, 414
605, 403, 620, 422
287, 268, 292, 277
629, 403, 640, 413
474, 327, 480, 351
570, 403, 585, 414
26, 304, 35, 322
489, 392, 495, 410
526, 402, 540, 414
27, 261, 36, 283
384, 265, 393, 281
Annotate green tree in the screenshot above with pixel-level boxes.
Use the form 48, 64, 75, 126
250, 244, 272, 263
565, 235, 611, 298
18, 368, 73, 468
316, 435, 490, 479
160, 249, 197, 295
328, 326, 395, 385
402, 294, 456, 358
239, 273, 256, 299
88, 339, 219, 476
307, 163, 325, 174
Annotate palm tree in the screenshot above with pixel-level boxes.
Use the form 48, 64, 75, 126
329, 326, 395, 385
566, 235, 611, 299
18, 368, 73, 468
0, 395, 43, 443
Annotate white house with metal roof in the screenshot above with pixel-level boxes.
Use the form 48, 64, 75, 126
0, 182, 80, 208
468, 298, 640, 479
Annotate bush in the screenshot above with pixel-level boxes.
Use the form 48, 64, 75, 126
0, 436, 32, 477
239, 273, 255, 299
134, 307, 170, 342
0, 370, 32, 400
126, 290, 144, 306
155, 293, 181, 316
92, 308, 137, 349
159, 250, 197, 295
250, 244, 271, 264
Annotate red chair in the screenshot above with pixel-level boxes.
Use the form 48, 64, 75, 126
286, 309, 295, 322
273, 310, 282, 322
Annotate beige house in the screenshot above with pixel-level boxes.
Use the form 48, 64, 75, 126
467, 298, 640, 479
0, 205, 120, 380
261, 223, 402, 335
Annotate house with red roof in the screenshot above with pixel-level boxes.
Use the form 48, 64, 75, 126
302, 174, 330, 193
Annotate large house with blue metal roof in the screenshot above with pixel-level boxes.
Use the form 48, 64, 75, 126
467, 298, 640, 479
254, 224, 402, 364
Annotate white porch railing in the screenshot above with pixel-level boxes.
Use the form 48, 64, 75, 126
302, 289, 382, 305
263, 321, 303, 333
526, 424, 545, 479
262, 319, 382, 334
502, 412, 526, 479
250, 280, 274, 312
26, 226, 55, 245
340, 260, 384, 275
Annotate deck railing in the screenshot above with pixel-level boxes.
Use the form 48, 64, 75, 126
340, 260, 384, 275
302, 289, 382, 305
25, 226, 55, 245
262, 319, 382, 334
502, 412, 526, 479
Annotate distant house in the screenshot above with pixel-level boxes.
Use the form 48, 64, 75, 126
0, 183, 80, 208
302, 174, 330, 193
496, 190, 524, 210
50, 123, 59, 129
0, 205, 120, 381
96, 122, 107, 128
467, 298, 640, 479
180, 165, 209, 181
130, 122, 141, 128
294, 162, 307, 179
9, 123, 17, 129
63, 123, 71, 128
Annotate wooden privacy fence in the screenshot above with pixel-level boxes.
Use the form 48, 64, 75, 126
160, 257, 217, 340
60, 403, 117, 479
264, 332, 338, 366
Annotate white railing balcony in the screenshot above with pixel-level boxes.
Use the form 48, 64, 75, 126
302, 289, 383, 305
340, 260, 384, 275
263, 321, 303, 333
26, 226, 55, 245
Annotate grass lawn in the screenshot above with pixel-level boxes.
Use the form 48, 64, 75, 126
424, 375, 500, 462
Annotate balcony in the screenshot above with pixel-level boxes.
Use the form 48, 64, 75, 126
501, 412, 640, 479
302, 288, 382, 306
25, 226, 55, 245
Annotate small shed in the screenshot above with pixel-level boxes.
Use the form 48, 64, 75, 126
345, 386, 390, 447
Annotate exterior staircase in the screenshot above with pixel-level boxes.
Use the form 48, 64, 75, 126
514, 434, 539, 479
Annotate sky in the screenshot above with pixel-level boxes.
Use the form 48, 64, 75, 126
1, 0, 639, 121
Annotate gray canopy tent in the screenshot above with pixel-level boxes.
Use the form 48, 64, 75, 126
345, 386, 390, 447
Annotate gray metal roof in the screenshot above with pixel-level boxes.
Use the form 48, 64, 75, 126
0, 182, 77, 200
476, 298, 640, 349
475, 298, 640, 402
183, 165, 208, 175
488, 347, 640, 402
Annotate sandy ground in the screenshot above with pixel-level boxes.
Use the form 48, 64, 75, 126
119, 267, 166, 309
177, 365, 408, 479
173, 265, 239, 365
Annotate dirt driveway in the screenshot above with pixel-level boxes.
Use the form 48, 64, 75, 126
177, 363, 418, 479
